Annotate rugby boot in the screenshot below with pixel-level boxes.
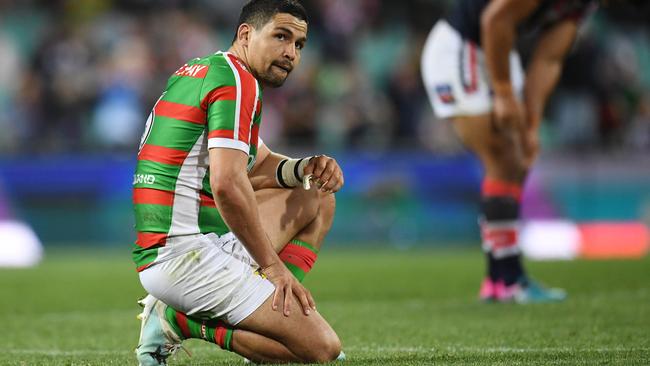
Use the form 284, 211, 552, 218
135, 295, 187, 366
497, 277, 567, 304
478, 277, 497, 302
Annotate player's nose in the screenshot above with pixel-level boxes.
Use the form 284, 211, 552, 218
284, 43, 297, 61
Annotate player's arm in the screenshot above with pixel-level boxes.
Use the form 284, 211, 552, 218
249, 142, 344, 193
209, 147, 315, 316
481, 0, 540, 130
248, 141, 289, 190
524, 19, 579, 132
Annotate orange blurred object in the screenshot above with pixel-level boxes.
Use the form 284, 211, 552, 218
578, 222, 650, 259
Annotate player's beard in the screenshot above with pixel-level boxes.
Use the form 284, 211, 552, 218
261, 63, 291, 88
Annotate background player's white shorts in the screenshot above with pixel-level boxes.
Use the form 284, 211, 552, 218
139, 232, 275, 325
421, 20, 524, 119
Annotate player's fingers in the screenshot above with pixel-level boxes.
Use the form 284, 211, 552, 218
271, 287, 281, 311
323, 171, 344, 193
321, 174, 338, 192
307, 288, 316, 310
312, 156, 328, 178
283, 283, 292, 317
303, 160, 315, 176
296, 288, 312, 315
318, 164, 336, 191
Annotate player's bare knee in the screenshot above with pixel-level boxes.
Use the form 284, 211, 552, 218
301, 331, 341, 363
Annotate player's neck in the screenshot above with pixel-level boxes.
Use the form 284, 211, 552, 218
228, 45, 252, 74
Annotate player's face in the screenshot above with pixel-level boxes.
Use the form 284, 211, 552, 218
248, 13, 307, 88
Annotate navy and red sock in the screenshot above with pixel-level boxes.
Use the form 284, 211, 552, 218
481, 178, 526, 286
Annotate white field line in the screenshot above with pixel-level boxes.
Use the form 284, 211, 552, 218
345, 345, 650, 353
1, 349, 131, 356
3, 346, 648, 357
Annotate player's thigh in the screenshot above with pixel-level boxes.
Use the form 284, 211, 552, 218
255, 188, 319, 252
139, 234, 274, 324
237, 295, 341, 362
452, 114, 499, 157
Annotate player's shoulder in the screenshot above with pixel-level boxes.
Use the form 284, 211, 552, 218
182, 51, 256, 87
171, 53, 224, 80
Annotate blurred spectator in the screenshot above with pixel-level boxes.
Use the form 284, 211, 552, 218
0, 0, 648, 155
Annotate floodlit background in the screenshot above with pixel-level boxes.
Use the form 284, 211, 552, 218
0, 1, 649, 364
1, 0, 649, 253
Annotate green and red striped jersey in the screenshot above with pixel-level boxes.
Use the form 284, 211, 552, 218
132, 51, 262, 271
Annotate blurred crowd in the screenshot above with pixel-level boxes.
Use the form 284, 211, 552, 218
0, 0, 649, 155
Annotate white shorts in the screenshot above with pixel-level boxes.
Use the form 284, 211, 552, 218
139, 232, 275, 325
421, 20, 524, 119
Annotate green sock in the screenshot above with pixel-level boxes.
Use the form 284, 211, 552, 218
164, 306, 233, 350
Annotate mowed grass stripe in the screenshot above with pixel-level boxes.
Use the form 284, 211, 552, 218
0, 248, 648, 365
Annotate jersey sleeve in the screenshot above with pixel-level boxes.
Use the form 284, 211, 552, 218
202, 54, 260, 154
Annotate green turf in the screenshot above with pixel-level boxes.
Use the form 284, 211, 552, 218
0, 247, 648, 365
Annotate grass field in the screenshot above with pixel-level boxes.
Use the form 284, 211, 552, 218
0, 247, 648, 365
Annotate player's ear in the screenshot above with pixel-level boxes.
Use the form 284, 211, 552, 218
236, 23, 253, 47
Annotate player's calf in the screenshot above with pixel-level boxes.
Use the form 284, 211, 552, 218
277, 190, 335, 282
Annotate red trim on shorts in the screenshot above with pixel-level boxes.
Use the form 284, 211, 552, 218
468, 43, 478, 93
482, 178, 522, 201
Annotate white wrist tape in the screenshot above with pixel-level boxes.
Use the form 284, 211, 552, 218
276, 157, 312, 188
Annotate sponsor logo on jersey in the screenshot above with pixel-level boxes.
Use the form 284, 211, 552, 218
133, 174, 156, 185
174, 64, 209, 78
436, 84, 455, 104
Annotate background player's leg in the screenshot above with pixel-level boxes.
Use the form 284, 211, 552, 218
452, 115, 528, 300
256, 187, 335, 281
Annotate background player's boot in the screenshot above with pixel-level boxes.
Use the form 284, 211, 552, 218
496, 277, 566, 304
478, 278, 497, 302
513, 278, 567, 304
135, 295, 186, 366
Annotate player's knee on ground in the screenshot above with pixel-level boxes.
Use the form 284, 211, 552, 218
296, 328, 341, 363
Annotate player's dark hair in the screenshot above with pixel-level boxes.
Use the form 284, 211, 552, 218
233, 0, 308, 43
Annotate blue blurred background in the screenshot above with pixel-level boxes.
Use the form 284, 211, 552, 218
0, 0, 649, 249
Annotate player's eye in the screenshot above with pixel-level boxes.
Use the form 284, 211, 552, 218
296, 42, 304, 50
276, 34, 286, 41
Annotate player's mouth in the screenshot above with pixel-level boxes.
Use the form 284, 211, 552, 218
272, 62, 292, 74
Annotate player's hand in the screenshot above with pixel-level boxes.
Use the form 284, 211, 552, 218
522, 128, 540, 168
303, 155, 344, 193
493, 93, 526, 132
261, 261, 316, 317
